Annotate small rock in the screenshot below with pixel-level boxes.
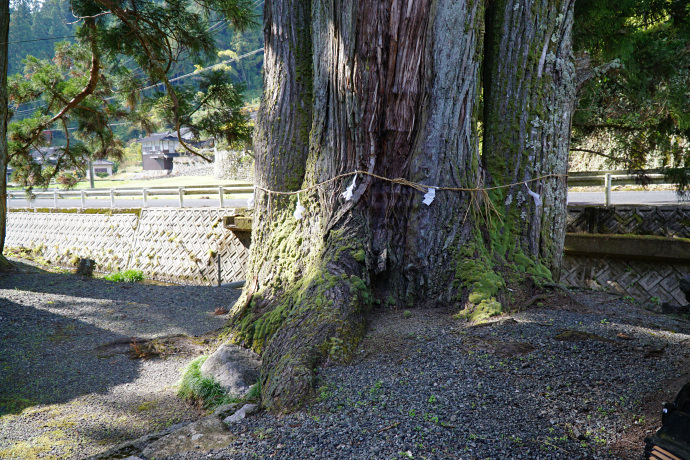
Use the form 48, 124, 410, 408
223, 403, 260, 424
76, 258, 96, 277
213, 402, 244, 419
200, 343, 261, 398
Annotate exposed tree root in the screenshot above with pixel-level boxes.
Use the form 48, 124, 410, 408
543, 282, 588, 309
258, 272, 369, 413
0, 254, 15, 272
521, 294, 550, 310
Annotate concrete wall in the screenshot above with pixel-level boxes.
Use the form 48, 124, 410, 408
214, 150, 254, 181
5, 208, 249, 286
7, 204, 688, 304
561, 205, 690, 306
172, 157, 215, 176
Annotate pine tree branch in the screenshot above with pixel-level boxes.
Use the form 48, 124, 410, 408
45, 20, 100, 124
575, 55, 621, 93
568, 147, 634, 166
21, 19, 101, 150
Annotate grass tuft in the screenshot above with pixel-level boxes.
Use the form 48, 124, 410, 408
177, 356, 239, 410
104, 269, 144, 283
246, 380, 261, 402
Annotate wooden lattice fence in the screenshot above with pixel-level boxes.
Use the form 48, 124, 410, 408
5, 208, 248, 285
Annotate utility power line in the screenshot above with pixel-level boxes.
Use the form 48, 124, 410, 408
1, 18, 231, 46
132, 47, 264, 93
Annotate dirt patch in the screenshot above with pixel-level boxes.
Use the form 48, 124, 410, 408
610, 358, 690, 459
0, 259, 240, 459
95, 333, 221, 360
554, 330, 615, 343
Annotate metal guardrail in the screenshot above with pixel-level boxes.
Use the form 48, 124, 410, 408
567, 170, 668, 187
7, 183, 254, 209
5, 170, 676, 209
568, 170, 672, 206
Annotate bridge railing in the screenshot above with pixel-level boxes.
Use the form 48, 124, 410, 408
568, 169, 673, 206
6, 170, 678, 208
7, 183, 255, 208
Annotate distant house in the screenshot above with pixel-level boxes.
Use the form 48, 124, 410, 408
30, 147, 59, 166
138, 128, 207, 171
87, 160, 115, 177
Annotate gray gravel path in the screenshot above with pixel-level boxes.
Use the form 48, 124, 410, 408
2, 262, 690, 460
0, 261, 240, 459
167, 292, 690, 460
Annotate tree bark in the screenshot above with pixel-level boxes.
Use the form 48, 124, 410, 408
0, 0, 12, 271
482, 0, 575, 281
231, 0, 576, 413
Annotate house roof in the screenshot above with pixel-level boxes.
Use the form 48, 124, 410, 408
29, 147, 59, 163
138, 132, 177, 143
92, 159, 114, 165
138, 127, 196, 143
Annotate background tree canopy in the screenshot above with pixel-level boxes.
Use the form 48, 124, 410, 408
572, 0, 690, 182
4, 0, 261, 188
7, 0, 688, 175
7, 0, 264, 141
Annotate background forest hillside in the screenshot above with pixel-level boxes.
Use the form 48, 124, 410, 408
7, 0, 264, 142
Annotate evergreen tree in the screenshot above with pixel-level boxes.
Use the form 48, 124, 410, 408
0, 0, 256, 263
572, 0, 690, 190
235, 0, 577, 412
7, 0, 37, 75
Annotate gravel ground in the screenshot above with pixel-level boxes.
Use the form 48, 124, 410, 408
2, 261, 690, 460
0, 261, 240, 459
166, 293, 690, 460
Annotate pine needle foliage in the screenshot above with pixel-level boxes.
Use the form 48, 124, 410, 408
4, 0, 256, 189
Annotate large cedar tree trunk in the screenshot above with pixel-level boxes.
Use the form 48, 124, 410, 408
0, 0, 11, 271
230, 0, 575, 412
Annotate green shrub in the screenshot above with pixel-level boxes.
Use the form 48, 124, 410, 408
104, 269, 144, 283
177, 356, 237, 410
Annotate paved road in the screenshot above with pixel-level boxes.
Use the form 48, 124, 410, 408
9, 190, 688, 209
567, 190, 687, 206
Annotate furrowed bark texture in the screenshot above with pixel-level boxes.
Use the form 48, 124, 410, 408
233, 0, 576, 412
483, 0, 575, 279
309, 0, 484, 305
0, 0, 11, 270
253, 0, 312, 193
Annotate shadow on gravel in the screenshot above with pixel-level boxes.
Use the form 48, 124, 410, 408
0, 261, 238, 337
0, 297, 141, 416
